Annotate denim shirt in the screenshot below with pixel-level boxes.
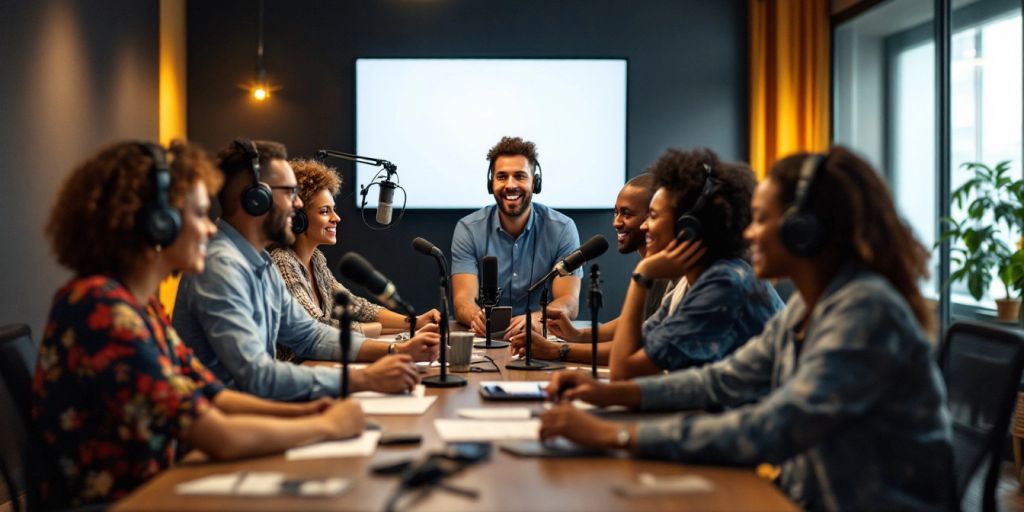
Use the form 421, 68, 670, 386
173, 220, 365, 401
451, 203, 582, 315
633, 266, 954, 511
641, 258, 783, 371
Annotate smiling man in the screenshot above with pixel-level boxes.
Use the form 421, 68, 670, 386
451, 136, 582, 338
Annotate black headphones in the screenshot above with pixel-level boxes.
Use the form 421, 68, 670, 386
137, 142, 181, 248
235, 138, 273, 216
487, 157, 543, 195
674, 163, 716, 243
779, 153, 827, 257
291, 202, 308, 234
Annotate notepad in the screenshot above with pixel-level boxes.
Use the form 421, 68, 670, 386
351, 384, 436, 415
612, 473, 714, 496
176, 472, 352, 497
456, 408, 533, 420
434, 418, 540, 442
284, 431, 382, 460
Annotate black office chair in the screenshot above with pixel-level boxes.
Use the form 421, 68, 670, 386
939, 321, 1024, 512
0, 324, 35, 512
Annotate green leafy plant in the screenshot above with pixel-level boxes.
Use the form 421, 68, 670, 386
938, 161, 1024, 301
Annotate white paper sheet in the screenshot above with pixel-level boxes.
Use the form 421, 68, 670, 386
359, 395, 437, 415
176, 472, 352, 497
434, 418, 540, 442
285, 431, 382, 460
456, 408, 533, 420
351, 384, 426, 399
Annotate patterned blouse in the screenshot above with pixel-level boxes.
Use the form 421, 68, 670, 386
31, 276, 225, 508
270, 247, 383, 361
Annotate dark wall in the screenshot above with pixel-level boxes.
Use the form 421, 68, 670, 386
0, 0, 158, 335
186, 0, 748, 320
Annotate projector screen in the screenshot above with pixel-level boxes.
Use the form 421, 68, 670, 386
355, 58, 627, 209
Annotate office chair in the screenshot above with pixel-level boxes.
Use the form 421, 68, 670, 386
939, 321, 1024, 511
0, 324, 35, 512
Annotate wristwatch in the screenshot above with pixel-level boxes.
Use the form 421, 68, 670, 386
558, 342, 571, 362
387, 343, 396, 355
616, 424, 632, 449
631, 272, 654, 289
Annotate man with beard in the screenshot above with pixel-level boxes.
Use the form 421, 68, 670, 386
174, 139, 439, 401
451, 136, 582, 339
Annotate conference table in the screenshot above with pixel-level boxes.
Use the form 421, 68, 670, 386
113, 331, 797, 512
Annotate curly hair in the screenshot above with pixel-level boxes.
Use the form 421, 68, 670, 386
46, 140, 223, 277
290, 159, 341, 205
768, 147, 934, 331
649, 147, 756, 262
216, 139, 288, 214
486, 136, 539, 171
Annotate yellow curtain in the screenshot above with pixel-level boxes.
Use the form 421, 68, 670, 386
749, 0, 830, 180
157, 0, 187, 317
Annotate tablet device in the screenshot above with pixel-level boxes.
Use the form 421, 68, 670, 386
499, 438, 608, 458
478, 381, 548, 401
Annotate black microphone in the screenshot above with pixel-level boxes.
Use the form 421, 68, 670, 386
412, 236, 443, 258
480, 256, 498, 306
339, 252, 415, 316
555, 235, 610, 277
376, 179, 397, 225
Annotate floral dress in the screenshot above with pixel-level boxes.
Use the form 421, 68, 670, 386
31, 276, 225, 508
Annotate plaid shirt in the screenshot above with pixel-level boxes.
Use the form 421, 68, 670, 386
633, 266, 955, 511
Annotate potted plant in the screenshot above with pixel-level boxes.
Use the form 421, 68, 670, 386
938, 160, 1024, 321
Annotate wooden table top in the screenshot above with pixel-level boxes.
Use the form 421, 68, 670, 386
113, 334, 797, 512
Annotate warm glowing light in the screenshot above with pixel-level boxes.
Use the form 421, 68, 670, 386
252, 87, 268, 101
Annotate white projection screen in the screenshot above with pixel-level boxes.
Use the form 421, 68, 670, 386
355, 58, 627, 209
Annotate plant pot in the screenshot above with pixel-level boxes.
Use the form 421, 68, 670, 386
996, 298, 1021, 322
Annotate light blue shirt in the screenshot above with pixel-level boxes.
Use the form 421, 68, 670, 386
451, 203, 582, 316
173, 220, 365, 401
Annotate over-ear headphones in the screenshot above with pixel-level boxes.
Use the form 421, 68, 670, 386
486, 157, 543, 195
235, 138, 272, 216
779, 153, 827, 257
674, 163, 716, 243
137, 142, 181, 248
291, 206, 308, 234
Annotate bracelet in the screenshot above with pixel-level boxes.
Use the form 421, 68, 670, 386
631, 272, 654, 289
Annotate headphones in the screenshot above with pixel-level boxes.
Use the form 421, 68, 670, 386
487, 157, 543, 195
291, 202, 308, 234
674, 163, 716, 243
235, 138, 273, 216
137, 142, 181, 248
779, 153, 827, 257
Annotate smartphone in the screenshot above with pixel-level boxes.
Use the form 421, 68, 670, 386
499, 439, 607, 458
488, 306, 512, 336
478, 381, 547, 401
378, 432, 423, 446
442, 442, 492, 463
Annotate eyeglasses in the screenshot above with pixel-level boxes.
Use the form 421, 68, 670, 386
269, 185, 298, 201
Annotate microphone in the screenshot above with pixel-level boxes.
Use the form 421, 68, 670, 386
338, 252, 415, 316
412, 237, 443, 258
527, 234, 610, 294
555, 235, 610, 277
376, 180, 397, 225
480, 256, 498, 306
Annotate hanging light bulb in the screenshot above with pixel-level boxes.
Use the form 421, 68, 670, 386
243, 0, 278, 102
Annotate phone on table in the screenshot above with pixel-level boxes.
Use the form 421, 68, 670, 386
442, 442, 492, 463
478, 381, 547, 401
487, 306, 512, 337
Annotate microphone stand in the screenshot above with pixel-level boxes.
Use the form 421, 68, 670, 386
507, 276, 562, 371
474, 287, 509, 349
422, 251, 466, 388
588, 264, 602, 379
333, 292, 353, 398
540, 283, 550, 339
